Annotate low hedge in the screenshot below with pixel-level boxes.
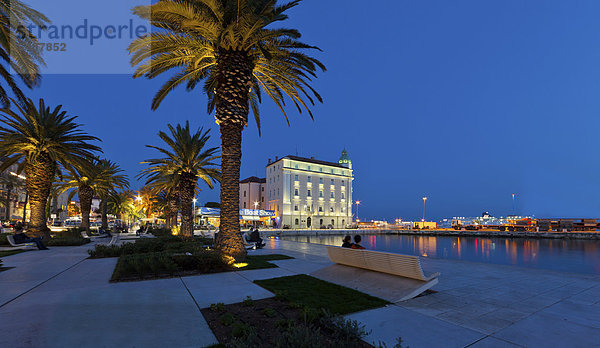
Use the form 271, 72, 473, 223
111, 250, 230, 281
89, 235, 212, 258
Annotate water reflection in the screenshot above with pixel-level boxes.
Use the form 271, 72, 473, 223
281, 234, 600, 275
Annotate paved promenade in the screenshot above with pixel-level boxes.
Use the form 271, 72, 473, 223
1, 238, 599, 347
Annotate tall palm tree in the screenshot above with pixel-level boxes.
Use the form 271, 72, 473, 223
0, 0, 49, 107
139, 122, 220, 237
0, 98, 101, 239
150, 175, 179, 228
130, 0, 325, 259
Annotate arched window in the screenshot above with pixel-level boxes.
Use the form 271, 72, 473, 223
295, 218, 299, 225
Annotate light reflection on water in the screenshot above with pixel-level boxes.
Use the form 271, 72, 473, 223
281, 234, 600, 275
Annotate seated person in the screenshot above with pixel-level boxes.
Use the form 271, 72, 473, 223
351, 235, 365, 249
248, 228, 265, 248
13, 227, 48, 250
341, 235, 353, 248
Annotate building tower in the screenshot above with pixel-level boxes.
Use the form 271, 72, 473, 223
338, 149, 352, 169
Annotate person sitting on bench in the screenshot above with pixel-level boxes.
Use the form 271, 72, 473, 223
248, 228, 265, 248
13, 226, 48, 250
351, 235, 365, 249
341, 235, 353, 248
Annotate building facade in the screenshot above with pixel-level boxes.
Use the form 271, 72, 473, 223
239, 176, 266, 210
266, 150, 353, 229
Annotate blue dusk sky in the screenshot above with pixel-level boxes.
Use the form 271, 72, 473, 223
23, 0, 600, 221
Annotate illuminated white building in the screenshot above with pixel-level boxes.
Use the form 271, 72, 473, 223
266, 150, 353, 229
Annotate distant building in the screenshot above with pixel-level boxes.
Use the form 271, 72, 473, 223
266, 150, 354, 229
239, 176, 266, 210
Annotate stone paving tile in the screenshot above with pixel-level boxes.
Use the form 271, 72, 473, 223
469, 336, 523, 348
539, 300, 600, 329
0, 258, 218, 348
493, 311, 600, 348
346, 305, 485, 348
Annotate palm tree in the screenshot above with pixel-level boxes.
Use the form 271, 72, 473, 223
96, 159, 129, 229
0, 0, 49, 107
0, 98, 101, 239
139, 122, 220, 237
130, 0, 325, 258
107, 190, 136, 223
59, 159, 129, 231
149, 176, 179, 228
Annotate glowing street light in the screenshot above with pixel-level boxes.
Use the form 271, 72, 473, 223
136, 196, 142, 203
254, 201, 259, 227
355, 200, 361, 224
512, 193, 515, 217
422, 197, 428, 222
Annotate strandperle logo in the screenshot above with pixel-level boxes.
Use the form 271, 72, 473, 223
10, 0, 152, 74
18, 19, 149, 46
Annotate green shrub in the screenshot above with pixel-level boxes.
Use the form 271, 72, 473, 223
89, 235, 212, 259
242, 296, 254, 307
262, 307, 276, 318
274, 324, 324, 348
0, 233, 9, 246
231, 322, 253, 338
219, 313, 235, 326
88, 244, 122, 258
209, 303, 226, 312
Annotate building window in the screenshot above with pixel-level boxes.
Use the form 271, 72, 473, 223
262, 197, 264, 202
308, 165, 311, 171
331, 219, 335, 226
330, 192, 334, 199
294, 164, 298, 169
295, 218, 299, 225
341, 207, 344, 213
330, 179, 334, 185
262, 187, 264, 191
341, 192, 345, 199
330, 207, 334, 212
243, 191, 246, 197
342, 180, 345, 185
319, 178, 323, 184
277, 188, 280, 197
294, 188, 299, 196
294, 205, 299, 211
294, 174, 298, 181
319, 167, 323, 172
331, 169, 334, 174
307, 205, 311, 212
307, 189, 311, 197
318, 206, 323, 212
307, 176, 311, 182
243, 202, 246, 208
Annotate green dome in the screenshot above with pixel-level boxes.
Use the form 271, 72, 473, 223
338, 149, 351, 167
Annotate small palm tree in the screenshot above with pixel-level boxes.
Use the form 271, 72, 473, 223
130, 0, 325, 258
149, 176, 179, 228
107, 190, 136, 223
0, 0, 49, 107
59, 159, 129, 231
139, 122, 220, 237
0, 98, 101, 239
96, 159, 129, 229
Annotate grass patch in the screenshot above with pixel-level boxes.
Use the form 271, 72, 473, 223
254, 274, 389, 315
0, 249, 29, 257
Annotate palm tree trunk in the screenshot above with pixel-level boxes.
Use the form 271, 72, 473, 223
214, 48, 253, 260
168, 196, 178, 228
178, 174, 196, 237
100, 199, 108, 229
216, 122, 245, 259
24, 153, 56, 240
5, 186, 11, 221
79, 184, 93, 230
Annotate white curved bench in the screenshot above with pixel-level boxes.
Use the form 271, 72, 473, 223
7, 235, 37, 249
311, 246, 440, 302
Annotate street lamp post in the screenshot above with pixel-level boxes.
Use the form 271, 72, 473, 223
355, 201, 360, 224
10, 172, 27, 223
422, 197, 428, 222
253, 201, 259, 227
512, 193, 515, 217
